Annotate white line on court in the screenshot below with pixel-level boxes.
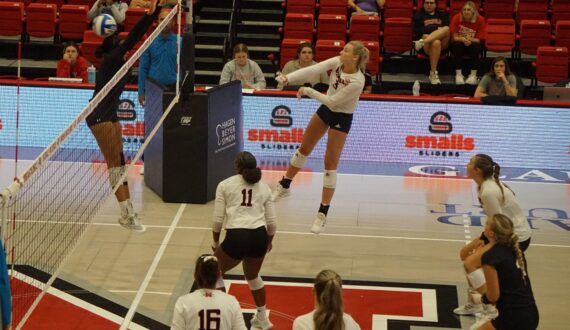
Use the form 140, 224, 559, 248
90, 221, 570, 248
119, 203, 187, 330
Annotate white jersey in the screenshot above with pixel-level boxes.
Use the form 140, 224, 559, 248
292, 311, 361, 330
286, 56, 365, 114
171, 289, 247, 330
213, 174, 277, 234
478, 178, 531, 241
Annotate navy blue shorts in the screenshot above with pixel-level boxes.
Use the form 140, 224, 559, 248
316, 105, 353, 134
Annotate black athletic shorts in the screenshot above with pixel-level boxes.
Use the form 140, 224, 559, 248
316, 104, 353, 134
492, 304, 539, 330
221, 226, 268, 260
519, 237, 531, 252
86, 105, 118, 127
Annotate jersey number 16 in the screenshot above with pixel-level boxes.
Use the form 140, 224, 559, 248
198, 309, 221, 330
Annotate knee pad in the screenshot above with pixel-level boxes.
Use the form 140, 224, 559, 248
108, 166, 126, 188
216, 277, 225, 290
290, 150, 307, 168
247, 276, 264, 291
323, 170, 337, 189
467, 268, 486, 289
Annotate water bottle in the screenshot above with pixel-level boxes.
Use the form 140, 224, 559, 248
412, 80, 420, 96
88, 65, 96, 83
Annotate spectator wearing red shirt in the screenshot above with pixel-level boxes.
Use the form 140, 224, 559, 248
56, 42, 89, 82
450, 1, 486, 85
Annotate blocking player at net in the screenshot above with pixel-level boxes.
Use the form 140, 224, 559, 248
274, 41, 369, 234
86, 0, 166, 232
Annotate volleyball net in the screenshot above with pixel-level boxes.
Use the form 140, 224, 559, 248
0, 4, 184, 328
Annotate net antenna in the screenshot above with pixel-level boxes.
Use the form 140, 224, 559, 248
0, 5, 182, 329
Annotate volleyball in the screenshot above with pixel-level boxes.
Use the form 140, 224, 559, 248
92, 14, 117, 38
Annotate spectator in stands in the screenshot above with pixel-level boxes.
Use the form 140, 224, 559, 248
172, 254, 247, 330
293, 269, 361, 330
474, 57, 518, 98
220, 43, 266, 89
137, 8, 178, 106
412, 0, 450, 85
278, 42, 328, 89
348, 0, 385, 16
450, 1, 485, 85
56, 42, 89, 82
469, 214, 539, 330
88, 0, 128, 25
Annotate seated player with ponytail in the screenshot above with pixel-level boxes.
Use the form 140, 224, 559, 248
455, 154, 532, 324
211, 151, 277, 330
171, 254, 247, 329
293, 269, 361, 330
470, 214, 539, 330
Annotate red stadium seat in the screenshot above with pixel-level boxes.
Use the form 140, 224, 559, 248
35, 0, 64, 8
551, 0, 570, 25
280, 38, 311, 69
26, 3, 57, 42
349, 15, 380, 43
317, 14, 346, 41
555, 20, 570, 50
383, 0, 413, 20
485, 18, 515, 54
362, 40, 381, 76
318, 0, 347, 16
59, 5, 89, 41
66, 0, 92, 6
532, 46, 569, 86
483, 0, 515, 20
284, 0, 315, 16
518, 20, 552, 57
516, 0, 548, 24
80, 30, 104, 68
382, 17, 413, 54
315, 39, 345, 62
282, 13, 314, 41
0, 2, 24, 41
124, 8, 148, 32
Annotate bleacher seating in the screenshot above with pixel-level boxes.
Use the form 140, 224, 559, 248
551, 0, 570, 25
282, 13, 314, 41
317, 0, 347, 16
36, 0, 64, 9
516, 0, 548, 23
362, 40, 381, 77
555, 20, 570, 50
59, 4, 89, 41
382, 17, 412, 54
26, 3, 57, 42
518, 20, 552, 57
532, 46, 569, 86
284, 0, 315, 16
0, 1, 24, 41
349, 15, 379, 43
315, 39, 344, 62
66, 0, 92, 6
80, 30, 104, 68
383, 0, 413, 20
317, 14, 346, 41
483, 0, 515, 20
124, 8, 148, 32
485, 18, 516, 55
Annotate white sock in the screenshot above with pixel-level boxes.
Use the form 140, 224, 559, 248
119, 199, 134, 217
256, 305, 267, 319
456, 69, 463, 76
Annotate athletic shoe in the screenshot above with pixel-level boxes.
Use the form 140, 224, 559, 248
119, 213, 146, 233
469, 309, 497, 330
454, 302, 483, 315
465, 73, 478, 85
414, 39, 425, 52
429, 71, 441, 85
272, 184, 290, 202
482, 304, 498, 319
311, 212, 327, 234
455, 73, 465, 85
250, 313, 273, 330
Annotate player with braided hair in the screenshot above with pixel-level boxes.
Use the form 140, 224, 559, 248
171, 254, 247, 329
470, 214, 539, 330
455, 154, 532, 320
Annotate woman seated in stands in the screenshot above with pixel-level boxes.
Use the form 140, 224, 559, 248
474, 57, 518, 98
278, 42, 329, 89
293, 269, 361, 330
450, 0, 486, 85
348, 0, 385, 16
412, 0, 450, 85
220, 43, 266, 90
88, 0, 128, 25
56, 42, 89, 82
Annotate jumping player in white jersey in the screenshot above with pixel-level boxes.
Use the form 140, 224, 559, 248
212, 151, 277, 330
455, 154, 532, 326
274, 40, 369, 234
171, 254, 247, 330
